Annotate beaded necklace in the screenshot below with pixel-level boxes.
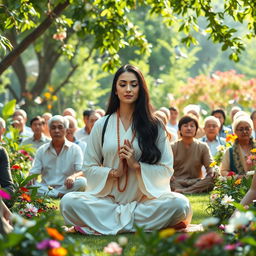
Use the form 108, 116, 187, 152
117, 110, 136, 192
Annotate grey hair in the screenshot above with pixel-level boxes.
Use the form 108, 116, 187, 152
64, 115, 78, 128
204, 116, 221, 128
0, 117, 6, 128
48, 115, 69, 129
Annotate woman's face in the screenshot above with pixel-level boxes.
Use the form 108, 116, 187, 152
180, 121, 197, 138
235, 121, 252, 141
115, 72, 139, 105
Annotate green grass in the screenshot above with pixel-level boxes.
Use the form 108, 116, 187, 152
53, 193, 210, 255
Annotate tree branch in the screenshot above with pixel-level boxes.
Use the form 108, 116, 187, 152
0, 0, 69, 75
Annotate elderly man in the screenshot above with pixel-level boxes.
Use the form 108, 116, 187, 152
29, 115, 87, 198
21, 116, 51, 151
200, 116, 226, 157
64, 115, 87, 154
75, 110, 101, 143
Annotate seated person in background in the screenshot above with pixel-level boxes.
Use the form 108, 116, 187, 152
251, 110, 256, 139
42, 112, 52, 139
63, 107, 77, 118
0, 146, 15, 208
76, 110, 101, 143
0, 118, 6, 142
170, 115, 217, 194
21, 116, 51, 151
28, 115, 87, 198
64, 115, 87, 154
211, 108, 231, 138
154, 110, 177, 142
220, 115, 255, 176
168, 106, 179, 133
200, 116, 226, 157
183, 104, 205, 139
13, 109, 33, 136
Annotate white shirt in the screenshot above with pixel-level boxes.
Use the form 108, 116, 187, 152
75, 127, 89, 142
30, 139, 83, 187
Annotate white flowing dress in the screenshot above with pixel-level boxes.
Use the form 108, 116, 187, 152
60, 113, 191, 235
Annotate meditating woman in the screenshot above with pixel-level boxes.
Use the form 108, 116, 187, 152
60, 64, 191, 235
220, 115, 256, 176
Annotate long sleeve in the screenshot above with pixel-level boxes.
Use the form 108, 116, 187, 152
83, 116, 113, 195
201, 143, 214, 175
137, 127, 174, 198
0, 147, 14, 194
29, 147, 43, 175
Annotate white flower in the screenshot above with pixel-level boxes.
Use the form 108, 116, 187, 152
118, 236, 128, 246
221, 195, 234, 206
73, 21, 82, 32
85, 3, 92, 11
210, 193, 219, 201
218, 176, 227, 182
246, 170, 255, 176
225, 224, 235, 234
201, 217, 220, 227
217, 145, 225, 151
25, 203, 38, 215
229, 211, 254, 229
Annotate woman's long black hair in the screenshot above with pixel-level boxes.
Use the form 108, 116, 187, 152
106, 64, 161, 164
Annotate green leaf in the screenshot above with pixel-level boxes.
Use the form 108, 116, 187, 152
1, 99, 16, 120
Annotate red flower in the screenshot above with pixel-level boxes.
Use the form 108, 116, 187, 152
20, 187, 29, 192
195, 232, 223, 250
11, 164, 21, 170
38, 208, 45, 213
227, 171, 235, 176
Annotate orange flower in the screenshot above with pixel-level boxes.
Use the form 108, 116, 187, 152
226, 134, 238, 143
20, 193, 31, 202
235, 179, 242, 185
11, 164, 21, 169
46, 227, 64, 241
48, 247, 67, 256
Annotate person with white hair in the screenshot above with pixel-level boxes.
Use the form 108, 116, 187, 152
28, 115, 87, 198
63, 108, 77, 118
200, 116, 226, 157
13, 109, 33, 136
64, 115, 87, 154
0, 117, 6, 141
220, 115, 256, 176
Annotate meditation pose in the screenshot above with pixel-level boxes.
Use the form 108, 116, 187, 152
60, 64, 191, 235
29, 115, 87, 198
170, 115, 216, 194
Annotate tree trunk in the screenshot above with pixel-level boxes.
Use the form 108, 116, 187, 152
0, 0, 69, 75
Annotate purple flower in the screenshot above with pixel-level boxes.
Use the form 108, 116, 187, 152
224, 242, 241, 251
36, 239, 60, 250
37, 239, 50, 250
0, 189, 11, 200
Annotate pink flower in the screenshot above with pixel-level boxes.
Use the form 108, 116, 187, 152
224, 243, 241, 251
104, 242, 123, 255
0, 189, 11, 200
227, 171, 235, 176
176, 234, 188, 242
195, 232, 223, 250
36, 239, 61, 250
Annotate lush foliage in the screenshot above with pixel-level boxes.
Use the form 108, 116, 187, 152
135, 205, 256, 256
207, 172, 253, 221
173, 70, 256, 113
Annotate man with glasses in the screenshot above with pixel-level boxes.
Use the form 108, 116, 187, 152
28, 115, 87, 198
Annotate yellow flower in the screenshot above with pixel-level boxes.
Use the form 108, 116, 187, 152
250, 148, 256, 153
159, 228, 176, 238
235, 179, 242, 185
209, 161, 217, 167
48, 86, 54, 92
47, 104, 52, 110
48, 247, 67, 256
44, 92, 51, 99
52, 95, 58, 101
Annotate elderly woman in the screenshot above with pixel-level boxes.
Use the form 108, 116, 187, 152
220, 115, 256, 176
170, 115, 216, 194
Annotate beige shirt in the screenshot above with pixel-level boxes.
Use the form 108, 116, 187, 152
220, 145, 251, 176
30, 139, 83, 187
171, 139, 213, 179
